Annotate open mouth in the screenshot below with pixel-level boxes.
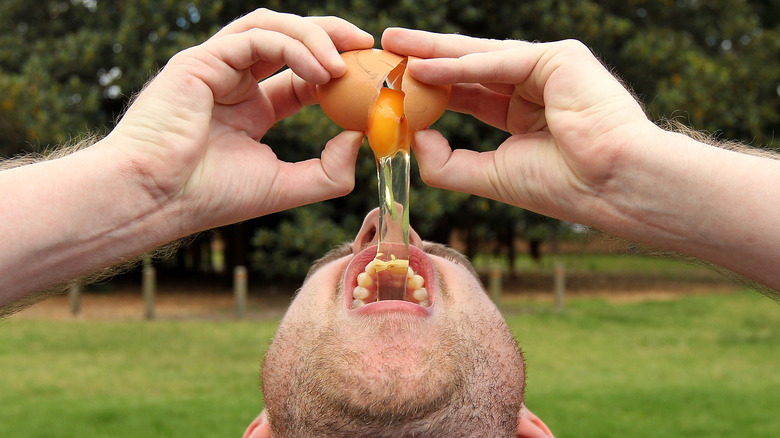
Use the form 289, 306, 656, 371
344, 244, 436, 313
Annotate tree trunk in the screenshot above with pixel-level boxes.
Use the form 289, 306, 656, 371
529, 239, 542, 263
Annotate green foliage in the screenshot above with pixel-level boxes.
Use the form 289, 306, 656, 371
0, 0, 223, 153
2, 0, 778, 278
251, 205, 356, 279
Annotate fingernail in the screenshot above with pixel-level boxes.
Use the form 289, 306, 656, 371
343, 130, 365, 144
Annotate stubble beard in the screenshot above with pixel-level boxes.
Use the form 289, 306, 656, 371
262, 309, 526, 438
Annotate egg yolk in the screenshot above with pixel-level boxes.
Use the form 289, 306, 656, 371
367, 88, 411, 158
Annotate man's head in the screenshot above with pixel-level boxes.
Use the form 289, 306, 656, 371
246, 209, 553, 438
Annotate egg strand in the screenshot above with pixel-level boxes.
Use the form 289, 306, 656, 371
315, 49, 450, 300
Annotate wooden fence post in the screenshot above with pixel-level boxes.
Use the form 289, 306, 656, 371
489, 265, 503, 308
143, 257, 156, 320
69, 282, 81, 315
554, 262, 566, 310
234, 265, 248, 319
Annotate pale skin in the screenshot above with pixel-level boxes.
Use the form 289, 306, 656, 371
1, 7, 778, 437
246, 208, 554, 438
0, 9, 374, 306
380, 28, 780, 292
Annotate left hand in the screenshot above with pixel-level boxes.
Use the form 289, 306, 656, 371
107, 9, 374, 237
381, 28, 652, 227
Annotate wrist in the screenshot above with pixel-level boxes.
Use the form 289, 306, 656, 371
568, 120, 668, 236
595, 124, 780, 287
597, 125, 719, 244
0, 137, 184, 299
94, 135, 189, 246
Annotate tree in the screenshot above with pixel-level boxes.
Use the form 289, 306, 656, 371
2, 0, 777, 280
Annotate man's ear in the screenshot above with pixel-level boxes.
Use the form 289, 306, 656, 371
243, 410, 272, 438
517, 404, 555, 438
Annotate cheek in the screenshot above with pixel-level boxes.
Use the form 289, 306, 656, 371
436, 261, 517, 354
264, 258, 349, 382
285, 258, 350, 326
436, 262, 497, 313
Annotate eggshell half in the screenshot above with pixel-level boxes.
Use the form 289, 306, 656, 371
317, 49, 403, 131
317, 49, 450, 132
402, 56, 451, 132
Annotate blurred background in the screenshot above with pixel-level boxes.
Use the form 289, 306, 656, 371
2, 0, 779, 285
1, 1, 780, 437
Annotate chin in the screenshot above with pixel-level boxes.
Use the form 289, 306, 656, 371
261, 309, 527, 438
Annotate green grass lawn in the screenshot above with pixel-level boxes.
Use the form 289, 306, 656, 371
474, 251, 721, 277
507, 291, 780, 437
1, 290, 779, 437
0, 318, 279, 438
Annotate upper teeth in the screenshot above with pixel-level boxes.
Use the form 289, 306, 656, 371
353, 286, 370, 300
351, 259, 430, 309
357, 272, 373, 288
407, 274, 424, 290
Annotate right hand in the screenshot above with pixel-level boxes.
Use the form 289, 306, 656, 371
381, 28, 658, 225
108, 9, 373, 237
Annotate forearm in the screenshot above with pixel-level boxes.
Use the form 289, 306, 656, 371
0, 137, 182, 308
596, 124, 780, 290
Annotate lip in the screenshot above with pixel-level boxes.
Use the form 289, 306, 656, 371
344, 244, 436, 316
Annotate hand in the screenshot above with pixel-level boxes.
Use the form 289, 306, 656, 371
107, 9, 374, 236
381, 28, 656, 225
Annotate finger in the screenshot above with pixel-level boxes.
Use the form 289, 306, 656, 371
213, 9, 342, 74
318, 130, 365, 193
429, 83, 544, 134
411, 39, 642, 119
200, 28, 332, 86
415, 129, 567, 213
381, 27, 518, 58
384, 29, 624, 112
405, 49, 539, 88
251, 70, 318, 132
208, 72, 308, 141
307, 16, 375, 54
214, 9, 373, 77
446, 83, 512, 131
268, 130, 364, 211
383, 28, 580, 103
242, 69, 324, 139
183, 27, 339, 108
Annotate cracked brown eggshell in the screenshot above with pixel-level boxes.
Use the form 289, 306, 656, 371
316, 49, 451, 132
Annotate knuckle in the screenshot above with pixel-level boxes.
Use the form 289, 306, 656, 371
418, 164, 442, 187
249, 7, 272, 18
556, 39, 593, 58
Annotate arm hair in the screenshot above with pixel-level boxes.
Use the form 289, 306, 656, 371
0, 136, 187, 317
634, 119, 780, 302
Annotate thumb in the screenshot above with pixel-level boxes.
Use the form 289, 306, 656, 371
320, 130, 364, 196
269, 130, 363, 213
413, 129, 499, 198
